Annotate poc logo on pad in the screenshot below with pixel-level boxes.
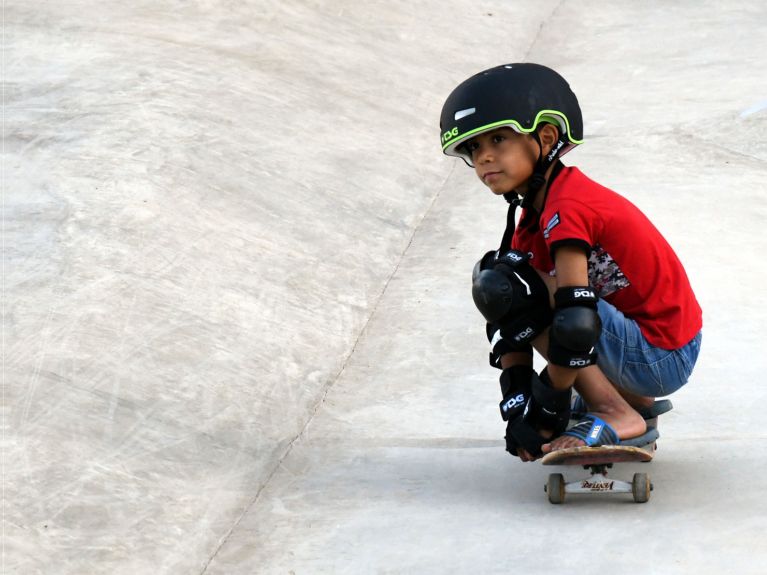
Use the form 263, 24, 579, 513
502, 393, 526, 413
573, 289, 595, 298
514, 327, 534, 342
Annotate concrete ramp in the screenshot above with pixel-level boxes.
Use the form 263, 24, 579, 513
6, 1, 767, 573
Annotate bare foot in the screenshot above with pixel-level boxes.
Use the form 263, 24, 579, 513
541, 435, 585, 454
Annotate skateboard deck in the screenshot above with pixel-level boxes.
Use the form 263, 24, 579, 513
542, 444, 653, 466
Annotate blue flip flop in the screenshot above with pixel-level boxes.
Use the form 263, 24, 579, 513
562, 414, 620, 447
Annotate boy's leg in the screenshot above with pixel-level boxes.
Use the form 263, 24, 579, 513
544, 365, 646, 452
530, 270, 646, 452
532, 354, 647, 453
615, 386, 656, 411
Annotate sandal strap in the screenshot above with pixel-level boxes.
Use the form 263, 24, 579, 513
563, 415, 619, 446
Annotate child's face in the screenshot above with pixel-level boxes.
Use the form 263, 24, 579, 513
462, 127, 537, 196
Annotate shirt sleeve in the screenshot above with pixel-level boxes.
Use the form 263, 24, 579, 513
541, 198, 602, 260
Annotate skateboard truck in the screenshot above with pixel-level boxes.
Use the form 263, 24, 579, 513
544, 463, 653, 504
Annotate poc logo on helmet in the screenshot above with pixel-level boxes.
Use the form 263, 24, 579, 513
574, 289, 594, 298
441, 127, 459, 145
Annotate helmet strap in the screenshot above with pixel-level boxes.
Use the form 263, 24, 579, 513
521, 129, 567, 210
498, 193, 521, 255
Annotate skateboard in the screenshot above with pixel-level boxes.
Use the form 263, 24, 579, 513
542, 443, 654, 504
540, 400, 672, 504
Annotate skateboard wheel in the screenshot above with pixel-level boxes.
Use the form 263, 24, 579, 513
632, 473, 651, 503
547, 473, 565, 504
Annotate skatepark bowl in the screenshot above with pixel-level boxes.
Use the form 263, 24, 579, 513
6, 1, 767, 573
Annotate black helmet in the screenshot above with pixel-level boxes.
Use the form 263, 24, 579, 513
440, 63, 583, 166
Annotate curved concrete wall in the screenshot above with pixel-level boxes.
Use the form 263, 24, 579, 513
7, 1, 557, 572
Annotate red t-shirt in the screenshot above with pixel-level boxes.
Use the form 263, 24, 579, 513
512, 166, 702, 350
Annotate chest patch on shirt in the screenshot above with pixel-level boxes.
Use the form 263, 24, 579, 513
543, 212, 560, 239
588, 244, 631, 297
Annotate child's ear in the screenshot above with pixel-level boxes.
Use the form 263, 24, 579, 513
539, 123, 560, 155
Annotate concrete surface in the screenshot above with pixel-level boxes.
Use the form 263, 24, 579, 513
5, 1, 767, 573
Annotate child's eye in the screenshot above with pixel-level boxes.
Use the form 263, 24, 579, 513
492, 134, 506, 144
464, 141, 479, 153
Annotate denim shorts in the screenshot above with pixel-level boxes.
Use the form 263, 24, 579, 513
595, 299, 702, 398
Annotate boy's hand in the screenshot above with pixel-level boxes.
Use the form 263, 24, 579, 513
499, 365, 549, 458
517, 427, 556, 462
505, 418, 545, 459
501, 367, 568, 459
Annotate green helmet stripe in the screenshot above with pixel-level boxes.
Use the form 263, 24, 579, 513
442, 108, 584, 152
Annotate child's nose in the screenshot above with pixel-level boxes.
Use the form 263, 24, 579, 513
476, 145, 493, 163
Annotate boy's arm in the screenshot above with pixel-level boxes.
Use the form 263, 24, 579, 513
552, 244, 589, 286
548, 245, 594, 389
500, 351, 533, 369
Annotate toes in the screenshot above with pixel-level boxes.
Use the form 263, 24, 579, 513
548, 437, 586, 451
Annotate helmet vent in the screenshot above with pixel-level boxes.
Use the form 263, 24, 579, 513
454, 107, 476, 121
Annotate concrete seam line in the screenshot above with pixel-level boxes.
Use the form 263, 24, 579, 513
523, 0, 565, 59
198, 161, 457, 574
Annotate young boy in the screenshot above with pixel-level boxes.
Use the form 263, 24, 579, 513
440, 63, 702, 461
